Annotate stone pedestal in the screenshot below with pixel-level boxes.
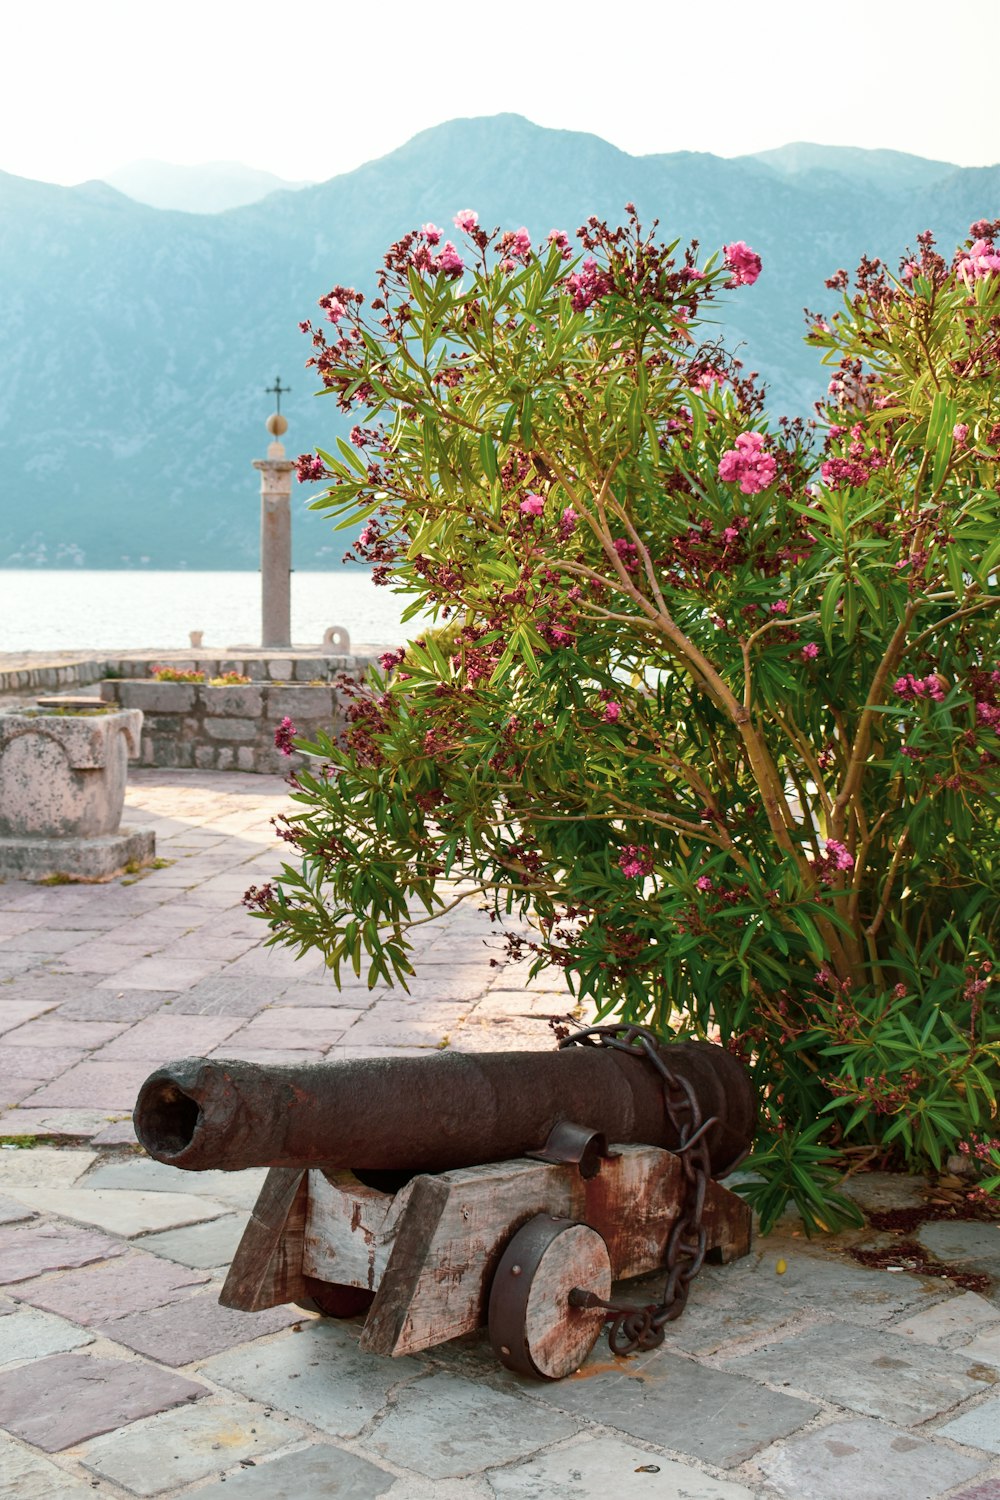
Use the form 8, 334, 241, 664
253, 437, 295, 650
0, 707, 154, 881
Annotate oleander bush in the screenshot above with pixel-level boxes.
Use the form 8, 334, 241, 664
249, 207, 1000, 1229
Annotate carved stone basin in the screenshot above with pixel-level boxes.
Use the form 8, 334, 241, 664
0, 704, 154, 880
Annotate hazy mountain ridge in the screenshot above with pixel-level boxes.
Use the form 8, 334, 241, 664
100, 159, 313, 213
0, 116, 995, 569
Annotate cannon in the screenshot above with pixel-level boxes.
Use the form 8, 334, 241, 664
134, 1027, 757, 1380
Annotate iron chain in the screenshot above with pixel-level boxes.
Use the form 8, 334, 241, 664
559, 1023, 717, 1357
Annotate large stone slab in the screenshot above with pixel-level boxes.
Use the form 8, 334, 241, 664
0, 1349, 205, 1449
163, 975, 274, 1017
0, 1144, 96, 1189
892, 1291, 1000, 1346
14, 1248, 209, 1322
0, 1193, 35, 1225
0, 1222, 125, 1283
366, 1370, 579, 1479
200, 1319, 423, 1439
962, 1326, 1000, 1370
717, 1245, 940, 1325
1, 1016, 127, 1048
488, 1435, 758, 1499
0, 1304, 94, 1364
21, 1058, 157, 1109
0, 1108, 118, 1141
529, 1349, 818, 1468
0, 1434, 95, 1499
936, 1395, 1000, 1454
82, 1157, 267, 1208
918, 1221, 1000, 1268
98, 956, 227, 991
193, 1443, 395, 1499
92, 1011, 243, 1059
136, 1213, 250, 1269
2, 1186, 230, 1237
79, 1398, 293, 1494
753, 1415, 988, 1499
723, 1321, 996, 1424
99, 1289, 301, 1364
57, 987, 169, 1021
0, 1044, 86, 1087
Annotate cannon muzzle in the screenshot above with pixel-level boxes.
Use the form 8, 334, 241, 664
134, 1041, 755, 1179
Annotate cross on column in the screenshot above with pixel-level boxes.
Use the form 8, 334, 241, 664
266, 376, 290, 415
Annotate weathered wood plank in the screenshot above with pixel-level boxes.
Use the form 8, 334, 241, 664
291, 1146, 752, 1356
702, 1175, 753, 1263
358, 1172, 452, 1355
219, 1167, 308, 1311
302, 1169, 416, 1290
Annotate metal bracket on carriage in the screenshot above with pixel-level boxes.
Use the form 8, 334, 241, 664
525, 1120, 620, 1179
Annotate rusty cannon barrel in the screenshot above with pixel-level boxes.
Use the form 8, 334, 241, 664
134, 1035, 756, 1180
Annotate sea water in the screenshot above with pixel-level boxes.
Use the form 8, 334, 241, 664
0, 570, 433, 654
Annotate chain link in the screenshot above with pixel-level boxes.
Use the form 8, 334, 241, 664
558, 1023, 717, 1356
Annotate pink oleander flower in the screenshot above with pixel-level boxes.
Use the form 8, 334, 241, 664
717, 431, 777, 494
565, 257, 612, 312
547, 228, 572, 260
274, 717, 297, 756
958, 238, 1000, 281
421, 222, 442, 245
893, 673, 947, 703
815, 840, 851, 882
770, 599, 790, 616
618, 844, 654, 880
454, 209, 478, 232
560, 507, 578, 537
519, 493, 545, 517
681, 266, 705, 281
801, 643, 820, 661
901, 261, 919, 283
695, 366, 726, 390
437, 241, 464, 277
603, 701, 621, 723
295, 453, 326, 484
695, 875, 714, 892
512, 226, 532, 257
954, 423, 970, 446
325, 298, 347, 324
723, 241, 762, 287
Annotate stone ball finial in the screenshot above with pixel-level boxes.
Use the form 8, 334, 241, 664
266, 412, 288, 437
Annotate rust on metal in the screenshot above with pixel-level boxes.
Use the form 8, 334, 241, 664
526, 1120, 619, 1178
133, 1039, 756, 1179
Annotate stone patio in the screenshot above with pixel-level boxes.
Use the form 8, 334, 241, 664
0, 768, 998, 1498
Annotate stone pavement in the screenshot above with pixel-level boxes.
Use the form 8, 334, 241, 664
0, 768, 998, 1498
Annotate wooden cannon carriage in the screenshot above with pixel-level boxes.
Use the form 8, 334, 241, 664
135, 1034, 756, 1380
218, 1137, 752, 1380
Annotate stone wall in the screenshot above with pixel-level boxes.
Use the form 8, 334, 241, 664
98, 679, 351, 773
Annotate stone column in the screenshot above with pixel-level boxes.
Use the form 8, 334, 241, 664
253, 414, 296, 649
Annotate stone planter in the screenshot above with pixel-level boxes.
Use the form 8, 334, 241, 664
0, 703, 155, 881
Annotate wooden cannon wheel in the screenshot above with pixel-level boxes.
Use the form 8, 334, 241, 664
488, 1214, 612, 1380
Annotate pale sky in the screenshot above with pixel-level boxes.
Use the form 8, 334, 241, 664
5, 0, 998, 186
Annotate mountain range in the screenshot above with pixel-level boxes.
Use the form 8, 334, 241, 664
99, 160, 312, 214
0, 115, 996, 570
